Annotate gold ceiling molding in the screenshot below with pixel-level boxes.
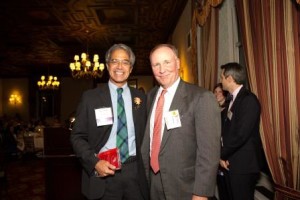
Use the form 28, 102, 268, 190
194, 0, 223, 26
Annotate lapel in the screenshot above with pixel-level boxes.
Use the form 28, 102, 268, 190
144, 86, 159, 153
129, 86, 150, 148
129, 87, 136, 121
129, 87, 139, 141
95, 84, 114, 151
98, 84, 113, 107
230, 86, 247, 114
160, 80, 187, 150
148, 86, 160, 123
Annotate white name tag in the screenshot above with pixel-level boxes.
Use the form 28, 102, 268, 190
165, 109, 181, 130
95, 107, 113, 126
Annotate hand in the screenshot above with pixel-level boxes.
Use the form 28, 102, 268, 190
220, 159, 230, 170
95, 160, 116, 177
192, 195, 208, 200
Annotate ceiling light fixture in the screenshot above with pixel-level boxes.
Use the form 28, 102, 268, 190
69, 30, 105, 79
69, 53, 105, 79
37, 75, 60, 90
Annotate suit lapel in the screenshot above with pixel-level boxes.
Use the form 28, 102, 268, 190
148, 87, 159, 117
160, 80, 186, 150
143, 87, 159, 157
230, 86, 247, 113
99, 84, 113, 107
130, 88, 137, 123
95, 84, 114, 151
130, 88, 140, 143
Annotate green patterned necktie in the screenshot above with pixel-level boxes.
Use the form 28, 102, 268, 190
116, 88, 129, 163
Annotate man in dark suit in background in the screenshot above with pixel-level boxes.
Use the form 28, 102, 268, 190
219, 62, 263, 200
141, 44, 221, 200
71, 44, 149, 200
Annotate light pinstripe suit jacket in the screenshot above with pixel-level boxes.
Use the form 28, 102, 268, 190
141, 80, 221, 200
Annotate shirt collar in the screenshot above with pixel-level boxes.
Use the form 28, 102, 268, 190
231, 85, 243, 101
108, 80, 129, 94
157, 77, 180, 96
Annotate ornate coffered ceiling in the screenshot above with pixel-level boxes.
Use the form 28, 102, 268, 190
0, 0, 188, 78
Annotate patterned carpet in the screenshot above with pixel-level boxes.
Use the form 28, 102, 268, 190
0, 155, 45, 200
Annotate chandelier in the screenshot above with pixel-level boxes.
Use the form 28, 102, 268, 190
37, 75, 60, 90
69, 53, 105, 79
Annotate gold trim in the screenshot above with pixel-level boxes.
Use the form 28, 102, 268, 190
195, 0, 223, 26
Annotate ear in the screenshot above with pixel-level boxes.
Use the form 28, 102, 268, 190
106, 64, 109, 70
227, 75, 234, 83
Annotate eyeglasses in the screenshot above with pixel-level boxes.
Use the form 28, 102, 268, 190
109, 59, 131, 67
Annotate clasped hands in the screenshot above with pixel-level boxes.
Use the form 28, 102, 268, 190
220, 159, 230, 170
95, 160, 117, 177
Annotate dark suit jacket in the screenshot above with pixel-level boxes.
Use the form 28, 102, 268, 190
70, 84, 149, 200
141, 80, 221, 199
221, 86, 263, 173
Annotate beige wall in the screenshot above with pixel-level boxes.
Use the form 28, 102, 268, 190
218, 0, 239, 74
171, 0, 239, 85
172, 0, 193, 83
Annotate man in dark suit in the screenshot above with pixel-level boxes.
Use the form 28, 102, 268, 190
141, 44, 221, 200
219, 62, 263, 200
71, 44, 149, 200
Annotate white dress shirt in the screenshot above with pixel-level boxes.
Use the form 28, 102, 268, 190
150, 78, 180, 154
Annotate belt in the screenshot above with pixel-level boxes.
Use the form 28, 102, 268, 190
123, 156, 137, 165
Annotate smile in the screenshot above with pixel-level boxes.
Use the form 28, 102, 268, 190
115, 71, 125, 75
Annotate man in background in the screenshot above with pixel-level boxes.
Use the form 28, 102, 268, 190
219, 62, 263, 200
141, 44, 221, 200
71, 44, 149, 200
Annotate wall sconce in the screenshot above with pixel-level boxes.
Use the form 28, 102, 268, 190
9, 94, 22, 105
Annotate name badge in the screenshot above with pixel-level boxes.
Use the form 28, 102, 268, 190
95, 107, 113, 126
165, 110, 181, 130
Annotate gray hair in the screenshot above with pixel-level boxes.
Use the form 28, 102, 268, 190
105, 43, 135, 66
220, 62, 247, 85
149, 44, 179, 58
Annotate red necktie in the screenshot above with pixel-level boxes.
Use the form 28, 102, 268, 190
151, 89, 167, 173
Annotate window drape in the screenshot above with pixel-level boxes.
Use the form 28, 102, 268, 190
235, 0, 300, 199
192, 0, 223, 90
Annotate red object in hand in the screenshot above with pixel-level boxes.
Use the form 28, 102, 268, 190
98, 148, 121, 169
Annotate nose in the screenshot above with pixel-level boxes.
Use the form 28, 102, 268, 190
116, 62, 123, 68
158, 65, 165, 73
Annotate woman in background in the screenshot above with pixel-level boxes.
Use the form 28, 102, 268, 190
213, 83, 229, 110
213, 83, 231, 200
